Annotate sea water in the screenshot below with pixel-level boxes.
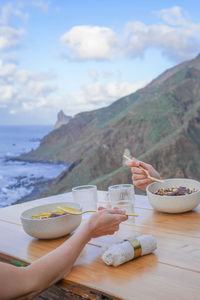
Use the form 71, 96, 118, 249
0, 125, 66, 208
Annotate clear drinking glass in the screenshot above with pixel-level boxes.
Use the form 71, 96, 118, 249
97, 192, 111, 209
108, 184, 135, 214
72, 185, 98, 214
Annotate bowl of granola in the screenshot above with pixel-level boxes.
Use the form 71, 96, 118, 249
146, 178, 200, 213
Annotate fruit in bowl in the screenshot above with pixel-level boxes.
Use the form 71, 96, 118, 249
20, 202, 82, 239
146, 178, 200, 213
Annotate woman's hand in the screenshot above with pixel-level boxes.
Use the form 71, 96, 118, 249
126, 157, 161, 191
86, 208, 128, 238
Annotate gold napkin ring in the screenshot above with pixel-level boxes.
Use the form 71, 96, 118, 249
126, 238, 142, 258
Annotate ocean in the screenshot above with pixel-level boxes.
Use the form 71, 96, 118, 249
0, 125, 66, 208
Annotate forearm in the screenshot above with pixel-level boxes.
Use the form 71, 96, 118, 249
0, 223, 91, 300
0, 209, 126, 300
29, 222, 91, 289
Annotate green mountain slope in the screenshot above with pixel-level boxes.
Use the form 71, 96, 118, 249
20, 54, 200, 196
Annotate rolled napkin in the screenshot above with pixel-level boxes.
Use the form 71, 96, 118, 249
102, 235, 157, 267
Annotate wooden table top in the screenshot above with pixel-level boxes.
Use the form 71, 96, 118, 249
0, 192, 200, 300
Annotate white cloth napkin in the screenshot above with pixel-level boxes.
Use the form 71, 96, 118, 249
102, 235, 157, 267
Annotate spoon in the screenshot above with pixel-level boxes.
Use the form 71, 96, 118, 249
58, 206, 138, 217
123, 155, 164, 183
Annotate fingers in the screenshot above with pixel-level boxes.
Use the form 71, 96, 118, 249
131, 167, 144, 175
139, 160, 151, 170
126, 158, 152, 174
87, 208, 128, 238
118, 214, 128, 222
125, 157, 140, 167
101, 208, 128, 222
133, 178, 152, 186
109, 211, 128, 222
106, 208, 126, 215
132, 173, 146, 180
98, 206, 105, 211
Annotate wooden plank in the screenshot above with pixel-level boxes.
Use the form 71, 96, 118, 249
0, 220, 73, 262
131, 206, 200, 237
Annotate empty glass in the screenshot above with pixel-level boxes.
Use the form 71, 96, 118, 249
108, 184, 135, 214
72, 185, 98, 214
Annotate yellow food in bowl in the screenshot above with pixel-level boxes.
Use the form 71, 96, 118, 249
32, 206, 80, 219
21, 202, 82, 239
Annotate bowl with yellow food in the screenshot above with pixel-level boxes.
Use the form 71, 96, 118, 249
20, 202, 82, 239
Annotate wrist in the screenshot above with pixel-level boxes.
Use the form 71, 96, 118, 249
79, 221, 93, 242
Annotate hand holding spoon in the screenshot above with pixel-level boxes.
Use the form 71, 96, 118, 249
123, 155, 164, 183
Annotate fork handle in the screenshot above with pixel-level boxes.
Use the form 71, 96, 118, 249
82, 210, 97, 214
139, 166, 164, 183
126, 213, 138, 217
82, 210, 138, 217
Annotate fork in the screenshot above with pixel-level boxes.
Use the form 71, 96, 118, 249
58, 206, 138, 217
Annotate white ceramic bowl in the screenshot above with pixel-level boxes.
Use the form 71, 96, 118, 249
21, 202, 82, 239
146, 178, 200, 213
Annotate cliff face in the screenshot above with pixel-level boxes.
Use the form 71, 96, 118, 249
21, 54, 200, 196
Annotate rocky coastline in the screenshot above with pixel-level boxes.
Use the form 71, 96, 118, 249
12, 177, 54, 205
2, 157, 69, 207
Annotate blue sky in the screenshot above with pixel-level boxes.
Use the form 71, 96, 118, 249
0, 0, 200, 125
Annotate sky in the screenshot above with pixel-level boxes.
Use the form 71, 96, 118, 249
0, 0, 200, 125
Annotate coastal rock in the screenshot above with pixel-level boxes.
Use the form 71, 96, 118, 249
54, 110, 72, 130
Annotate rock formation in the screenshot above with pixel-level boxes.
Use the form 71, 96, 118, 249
54, 110, 72, 130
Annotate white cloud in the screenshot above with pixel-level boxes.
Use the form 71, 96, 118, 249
31, 1, 50, 13
9, 109, 16, 114
88, 69, 99, 81
22, 102, 34, 111
154, 6, 187, 26
0, 84, 17, 103
0, 26, 25, 50
66, 79, 150, 114
26, 81, 56, 98
0, 60, 57, 112
0, 3, 27, 51
60, 7, 200, 63
16, 69, 55, 84
0, 2, 28, 25
60, 25, 120, 60
0, 59, 16, 78
125, 6, 200, 61
0, 58, 150, 117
